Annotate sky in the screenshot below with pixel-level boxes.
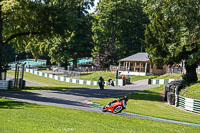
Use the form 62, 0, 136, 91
89, 0, 99, 13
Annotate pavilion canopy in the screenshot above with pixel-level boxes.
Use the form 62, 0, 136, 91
119, 52, 149, 62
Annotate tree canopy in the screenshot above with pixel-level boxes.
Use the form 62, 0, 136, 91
144, 0, 200, 84
0, 0, 94, 71
92, 0, 149, 68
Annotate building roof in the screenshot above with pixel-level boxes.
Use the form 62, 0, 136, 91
119, 52, 149, 62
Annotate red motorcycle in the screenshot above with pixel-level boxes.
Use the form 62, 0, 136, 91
102, 96, 128, 114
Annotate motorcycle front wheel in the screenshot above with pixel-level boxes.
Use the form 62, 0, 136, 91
113, 106, 123, 114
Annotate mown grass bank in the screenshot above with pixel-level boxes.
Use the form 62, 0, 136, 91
179, 83, 200, 100
154, 74, 182, 79
92, 85, 200, 124
56, 71, 154, 82
0, 98, 199, 133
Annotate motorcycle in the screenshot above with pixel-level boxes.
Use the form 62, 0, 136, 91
98, 80, 105, 90
102, 96, 128, 114
108, 78, 114, 86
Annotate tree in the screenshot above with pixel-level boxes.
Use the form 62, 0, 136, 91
0, 0, 94, 73
36, 0, 94, 69
144, 0, 200, 84
0, 0, 74, 70
92, 0, 149, 68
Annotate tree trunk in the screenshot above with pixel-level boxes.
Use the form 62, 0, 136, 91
184, 61, 198, 85
64, 60, 68, 70
0, 3, 3, 80
73, 57, 77, 71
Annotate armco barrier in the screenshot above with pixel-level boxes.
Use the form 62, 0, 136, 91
178, 95, 200, 113
0, 80, 9, 90
148, 79, 181, 85
25, 69, 123, 86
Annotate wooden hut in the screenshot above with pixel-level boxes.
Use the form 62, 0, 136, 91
118, 52, 167, 76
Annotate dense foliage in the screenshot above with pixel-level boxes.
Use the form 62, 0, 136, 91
0, 0, 94, 71
144, 0, 200, 84
92, 0, 149, 68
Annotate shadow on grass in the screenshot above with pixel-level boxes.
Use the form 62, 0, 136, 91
0, 100, 42, 109
125, 90, 162, 102
0, 85, 162, 110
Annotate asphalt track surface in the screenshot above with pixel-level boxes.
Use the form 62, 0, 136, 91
0, 80, 154, 112
0, 79, 200, 127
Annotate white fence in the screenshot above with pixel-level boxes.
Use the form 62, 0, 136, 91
25, 69, 123, 86
148, 79, 181, 85
178, 96, 200, 113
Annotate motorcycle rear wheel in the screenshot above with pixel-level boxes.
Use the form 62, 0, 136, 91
113, 106, 123, 114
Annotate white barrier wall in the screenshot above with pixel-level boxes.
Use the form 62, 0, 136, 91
149, 79, 181, 85
178, 96, 200, 113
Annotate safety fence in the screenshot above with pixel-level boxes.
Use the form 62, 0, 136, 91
177, 96, 200, 113
148, 79, 181, 85
25, 69, 123, 86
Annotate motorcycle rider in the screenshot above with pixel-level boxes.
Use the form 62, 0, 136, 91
107, 96, 128, 107
123, 96, 128, 105
102, 96, 128, 113
108, 78, 114, 86
98, 76, 105, 90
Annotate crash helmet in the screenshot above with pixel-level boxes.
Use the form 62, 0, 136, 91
124, 96, 128, 101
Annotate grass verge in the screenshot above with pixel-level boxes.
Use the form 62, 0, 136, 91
154, 74, 182, 79
179, 83, 200, 100
92, 85, 200, 124
0, 98, 199, 133
54, 71, 154, 83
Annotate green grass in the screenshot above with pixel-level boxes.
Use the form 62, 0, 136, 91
0, 98, 199, 133
155, 74, 182, 79
75, 71, 155, 82
128, 75, 155, 82
7, 71, 96, 90
179, 83, 200, 100
80, 71, 116, 81
178, 75, 200, 100
92, 85, 200, 124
